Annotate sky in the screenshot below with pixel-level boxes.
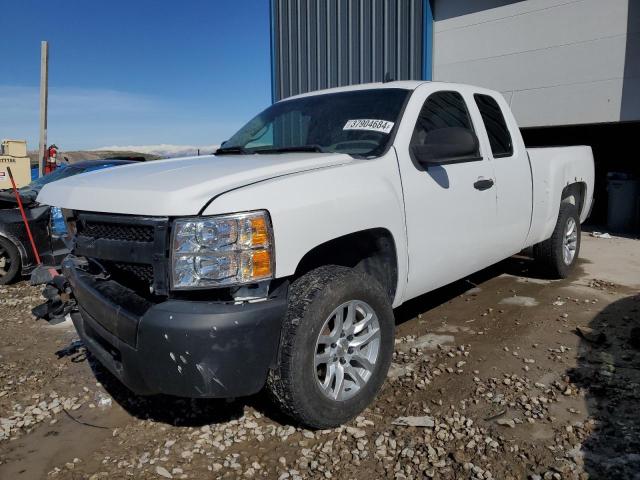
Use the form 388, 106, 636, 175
0, 0, 272, 151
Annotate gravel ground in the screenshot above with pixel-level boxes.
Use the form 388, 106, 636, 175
1, 233, 638, 480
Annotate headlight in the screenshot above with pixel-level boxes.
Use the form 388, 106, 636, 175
171, 210, 273, 289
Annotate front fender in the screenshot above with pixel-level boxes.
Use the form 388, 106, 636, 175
202, 152, 408, 307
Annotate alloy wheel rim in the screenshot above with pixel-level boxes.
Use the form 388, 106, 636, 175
0, 246, 10, 277
314, 300, 381, 401
563, 217, 578, 265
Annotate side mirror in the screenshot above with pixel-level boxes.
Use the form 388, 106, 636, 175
411, 127, 480, 166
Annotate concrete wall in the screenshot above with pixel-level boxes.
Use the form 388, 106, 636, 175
432, 0, 640, 127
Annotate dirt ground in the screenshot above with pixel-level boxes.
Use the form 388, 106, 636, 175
1, 233, 639, 480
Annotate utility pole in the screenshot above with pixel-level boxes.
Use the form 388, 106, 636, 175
38, 41, 49, 178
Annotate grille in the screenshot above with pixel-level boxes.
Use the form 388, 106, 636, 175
73, 212, 169, 296
79, 221, 155, 243
108, 262, 154, 285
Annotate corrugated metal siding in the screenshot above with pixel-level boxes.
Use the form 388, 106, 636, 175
272, 0, 427, 101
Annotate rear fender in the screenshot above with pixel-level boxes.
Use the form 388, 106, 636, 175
525, 146, 594, 246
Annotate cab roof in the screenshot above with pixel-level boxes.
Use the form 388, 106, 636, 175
283, 80, 502, 102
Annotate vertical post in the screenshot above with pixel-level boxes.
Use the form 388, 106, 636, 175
38, 41, 49, 178
269, 0, 278, 103
422, 0, 433, 81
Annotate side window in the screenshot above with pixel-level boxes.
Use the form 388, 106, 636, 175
474, 94, 513, 158
411, 91, 475, 145
410, 91, 480, 163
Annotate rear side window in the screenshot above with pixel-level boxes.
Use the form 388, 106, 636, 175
474, 94, 513, 158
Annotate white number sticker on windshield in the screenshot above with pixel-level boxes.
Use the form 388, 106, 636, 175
343, 119, 394, 134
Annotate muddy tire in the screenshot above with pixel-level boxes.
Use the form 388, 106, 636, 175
267, 265, 394, 429
534, 202, 581, 278
0, 237, 20, 285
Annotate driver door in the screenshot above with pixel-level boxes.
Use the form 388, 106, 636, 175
396, 89, 498, 300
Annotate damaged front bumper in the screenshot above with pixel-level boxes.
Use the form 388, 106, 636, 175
60, 257, 287, 398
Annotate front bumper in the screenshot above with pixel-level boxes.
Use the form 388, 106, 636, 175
62, 258, 287, 398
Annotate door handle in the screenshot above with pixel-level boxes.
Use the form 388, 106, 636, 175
474, 178, 494, 191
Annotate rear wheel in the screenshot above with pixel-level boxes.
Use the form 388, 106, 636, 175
0, 237, 20, 285
267, 265, 394, 429
534, 202, 581, 278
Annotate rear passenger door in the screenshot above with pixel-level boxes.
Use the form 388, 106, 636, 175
395, 88, 498, 300
472, 93, 532, 255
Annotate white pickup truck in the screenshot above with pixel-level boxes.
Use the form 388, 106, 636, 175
38, 81, 594, 428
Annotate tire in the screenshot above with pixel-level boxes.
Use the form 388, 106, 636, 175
533, 202, 581, 278
0, 237, 21, 285
267, 265, 394, 429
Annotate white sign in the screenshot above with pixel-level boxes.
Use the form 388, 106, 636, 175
0, 172, 5, 180
343, 119, 394, 134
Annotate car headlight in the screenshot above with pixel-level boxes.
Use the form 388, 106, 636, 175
171, 210, 273, 289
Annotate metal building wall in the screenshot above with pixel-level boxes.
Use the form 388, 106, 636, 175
271, 0, 430, 101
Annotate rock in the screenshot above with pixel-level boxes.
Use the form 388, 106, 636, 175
496, 418, 516, 428
155, 466, 173, 478
575, 326, 606, 345
452, 450, 468, 464
346, 426, 367, 438
391, 415, 435, 428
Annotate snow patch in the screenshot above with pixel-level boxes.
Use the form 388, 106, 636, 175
94, 144, 220, 158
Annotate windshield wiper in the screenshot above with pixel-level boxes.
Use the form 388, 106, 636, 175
215, 146, 253, 155
254, 145, 326, 154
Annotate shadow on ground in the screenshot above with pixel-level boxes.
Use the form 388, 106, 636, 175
89, 359, 291, 427
394, 252, 571, 324
568, 294, 640, 479
52, 344, 295, 427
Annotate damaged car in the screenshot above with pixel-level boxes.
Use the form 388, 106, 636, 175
0, 159, 136, 284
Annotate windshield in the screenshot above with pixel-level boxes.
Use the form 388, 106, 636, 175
221, 88, 410, 157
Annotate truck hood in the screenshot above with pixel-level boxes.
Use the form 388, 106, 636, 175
37, 153, 352, 216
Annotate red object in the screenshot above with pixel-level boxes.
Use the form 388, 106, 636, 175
6, 167, 41, 265
45, 145, 58, 175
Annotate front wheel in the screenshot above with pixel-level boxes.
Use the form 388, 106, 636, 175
534, 202, 581, 278
267, 266, 394, 429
